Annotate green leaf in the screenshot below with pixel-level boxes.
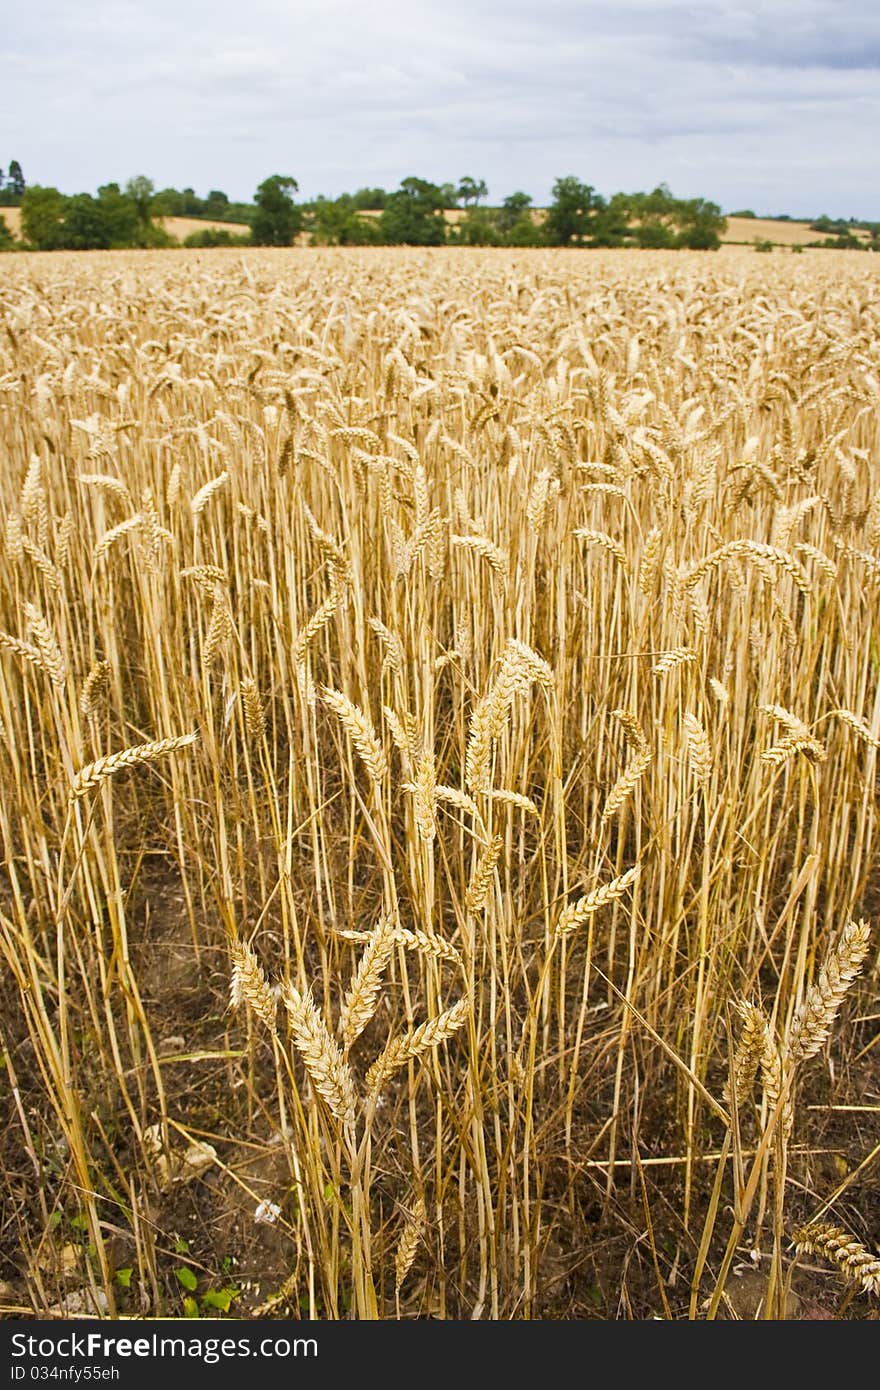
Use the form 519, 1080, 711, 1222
174, 1266, 198, 1292
202, 1287, 238, 1312
115, 1268, 133, 1289
174, 1237, 190, 1254
183, 1296, 199, 1319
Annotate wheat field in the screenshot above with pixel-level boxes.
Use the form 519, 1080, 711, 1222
0, 246, 878, 1321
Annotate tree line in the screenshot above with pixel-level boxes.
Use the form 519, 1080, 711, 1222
3, 162, 877, 253
2, 170, 729, 251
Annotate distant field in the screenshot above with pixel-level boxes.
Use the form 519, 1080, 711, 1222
0, 209, 250, 243
1, 206, 21, 236
1, 204, 871, 248
159, 215, 250, 240
723, 215, 869, 245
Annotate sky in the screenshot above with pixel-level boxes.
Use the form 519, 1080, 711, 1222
3, 0, 879, 218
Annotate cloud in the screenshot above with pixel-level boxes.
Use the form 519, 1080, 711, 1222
2, 1, 878, 217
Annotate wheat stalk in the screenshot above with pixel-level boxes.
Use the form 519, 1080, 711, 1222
80, 659, 111, 718
191, 471, 229, 515
724, 1001, 766, 1110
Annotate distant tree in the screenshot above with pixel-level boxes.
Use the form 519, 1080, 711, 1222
454, 208, 498, 245
497, 191, 532, 233
0, 216, 14, 250
380, 178, 446, 245
438, 183, 459, 209
8, 160, 25, 198
125, 176, 155, 223
203, 189, 230, 218
308, 195, 384, 245
674, 196, 726, 250
730, 209, 756, 218
350, 187, 387, 210
457, 176, 488, 208
506, 213, 544, 247
251, 175, 301, 246
590, 193, 630, 247
544, 176, 604, 246
20, 186, 65, 250
183, 226, 251, 248
96, 184, 142, 245
59, 194, 119, 250
150, 187, 185, 217
633, 219, 675, 249
0, 169, 4, 190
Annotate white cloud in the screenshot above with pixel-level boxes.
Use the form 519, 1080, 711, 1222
2, 1, 877, 216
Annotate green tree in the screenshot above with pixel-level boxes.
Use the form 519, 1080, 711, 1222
674, 197, 726, 250
125, 175, 155, 224
308, 195, 384, 246
350, 187, 387, 210
203, 189, 230, 218
7, 160, 25, 198
251, 175, 301, 246
20, 185, 65, 250
590, 193, 630, 247
454, 208, 499, 245
0, 216, 14, 250
633, 219, 675, 249
379, 178, 446, 245
58, 194, 114, 249
150, 187, 185, 217
544, 176, 604, 246
96, 183, 141, 245
497, 191, 532, 234
183, 226, 251, 248
457, 176, 488, 208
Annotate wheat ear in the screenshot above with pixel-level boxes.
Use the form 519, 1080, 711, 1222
321, 687, 387, 785
366, 998, 468, 1094
395, 1195, 427, 1294
793, 1223, 880, 1295
70, 731, 199, 798
555, 866, 640, 940
339, 915, 396, 1051
788, 919, 872, 1062
230, 939, 277, 1033
284, 984, 358, 1125
724, 1001, 765, 1110
465, 835, 503, 912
